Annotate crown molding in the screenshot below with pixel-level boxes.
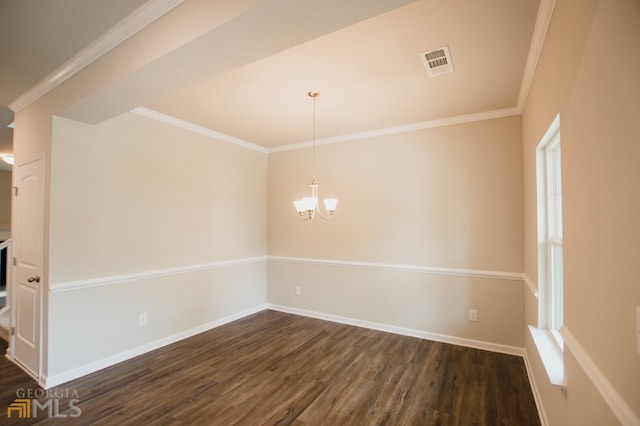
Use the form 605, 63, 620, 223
135, 106, 520, 155
268, 107, 520, 153
132, 108, 269, 153
8, 0, 185, 113
516, 0, 557, 112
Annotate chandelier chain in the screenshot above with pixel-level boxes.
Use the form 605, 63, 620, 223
311, 92, 317, 181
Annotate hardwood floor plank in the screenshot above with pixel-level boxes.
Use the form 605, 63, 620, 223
0, 310, 540, 425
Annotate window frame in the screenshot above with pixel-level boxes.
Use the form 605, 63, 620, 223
531, 114, 565, 387
536, 114, 564, 341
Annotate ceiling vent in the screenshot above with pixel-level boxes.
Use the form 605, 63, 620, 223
420, 46, 454, 76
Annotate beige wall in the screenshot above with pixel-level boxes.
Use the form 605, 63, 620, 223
9, 0, 277, 382
0, 170, 11, 230
269, 117, 523, 271
50, 114, 267, 282
45, 113, 267, 377
268, 116, 525, 347
9, 3, 638, 421
10, 0, 419, 386
523, 0, 639, 423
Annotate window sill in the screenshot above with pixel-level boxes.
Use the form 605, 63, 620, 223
529, 325, 566, 388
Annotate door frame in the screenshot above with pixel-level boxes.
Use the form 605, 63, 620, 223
9, 153, 45, 386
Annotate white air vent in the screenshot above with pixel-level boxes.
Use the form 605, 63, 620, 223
420, 46, 454, 76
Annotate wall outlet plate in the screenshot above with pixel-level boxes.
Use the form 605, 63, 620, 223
469, 309, 478, 322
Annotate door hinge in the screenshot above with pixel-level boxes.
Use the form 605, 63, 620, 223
12, 186, 18, 196
11, 327, 15, 337
12, 257, 16, 266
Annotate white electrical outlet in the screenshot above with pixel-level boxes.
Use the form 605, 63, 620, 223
295, 286, 301, 296
139, 313, 148, 326
469, 309, 478, 322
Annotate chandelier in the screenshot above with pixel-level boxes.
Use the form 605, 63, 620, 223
293, 91, 337, 220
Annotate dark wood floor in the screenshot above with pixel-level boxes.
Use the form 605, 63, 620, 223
0, 310, 540, 425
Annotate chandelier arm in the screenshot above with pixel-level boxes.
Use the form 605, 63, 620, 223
315, 208, 334, 220
313, 184, 334, 220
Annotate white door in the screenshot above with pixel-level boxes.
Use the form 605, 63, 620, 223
12, 156, 44, 379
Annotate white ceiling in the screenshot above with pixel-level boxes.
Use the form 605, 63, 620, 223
147, 0, 540, 148
0, 0, 542, 158
0, 0, 148, 169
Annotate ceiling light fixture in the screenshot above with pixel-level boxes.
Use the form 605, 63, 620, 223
2, 155, 14, 165
293, 91, 337, 220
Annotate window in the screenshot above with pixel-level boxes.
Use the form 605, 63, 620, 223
538, 114, 563, 336
530, 114, 565, 387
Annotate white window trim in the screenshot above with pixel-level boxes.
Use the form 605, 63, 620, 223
531, 114, 565, 388
529, 325, 566, 387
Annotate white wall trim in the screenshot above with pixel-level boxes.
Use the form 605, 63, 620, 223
516, 0, 557, 112
43, 303, 267, 389
268, 304, 524, 357
50, 256, 267, 293
132, 108, 269, 153
529, 325, 565, 387
133, 107, 520, 155
268, 255, 523, 282
270, 304, 547, 425
8, 0, 185, 113
7, 356, 46, 389
522, 351, 550, 426
523, 273, 539, 297
560, 327, 640, 426
268, 107, 520, 153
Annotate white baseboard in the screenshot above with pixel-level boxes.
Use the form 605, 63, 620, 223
267, 303, 525, 357
43, 302, 525, 389
44, 304, 267, 389
270, 304, 549, 425
522, 350, 549, 426
7, 356, 46, 388
0, 310, 9, 343
40, 301, 553, 426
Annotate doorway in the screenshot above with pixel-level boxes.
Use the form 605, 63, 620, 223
10, 155, 44, 381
